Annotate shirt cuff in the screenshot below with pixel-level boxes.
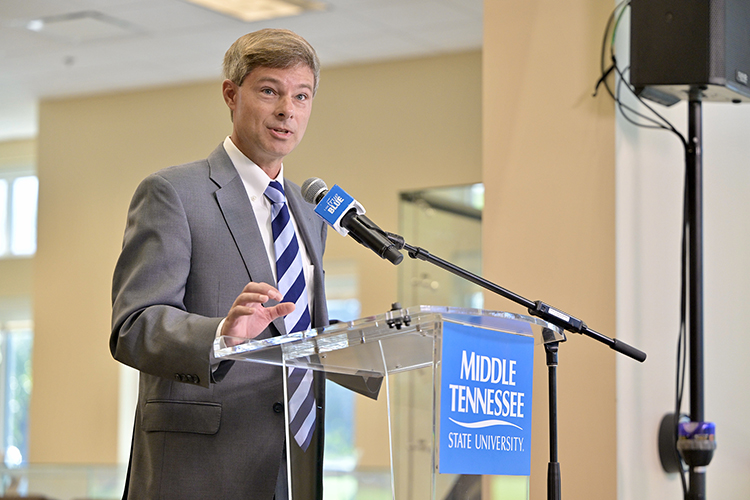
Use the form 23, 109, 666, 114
215, 317, 226, 339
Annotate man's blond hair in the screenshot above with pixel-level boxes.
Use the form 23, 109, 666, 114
223, 28, 320, 95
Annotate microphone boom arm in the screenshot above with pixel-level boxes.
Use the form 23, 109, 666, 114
386, 233, 646, 362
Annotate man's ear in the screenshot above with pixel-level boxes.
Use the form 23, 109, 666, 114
222, 80, 238, 121
222, 79, 238, 109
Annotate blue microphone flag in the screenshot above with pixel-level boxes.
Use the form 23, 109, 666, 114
313, 184, 363, 236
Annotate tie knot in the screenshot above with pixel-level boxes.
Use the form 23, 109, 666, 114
264, 180, 286, 205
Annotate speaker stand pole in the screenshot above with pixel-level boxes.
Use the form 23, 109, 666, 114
685, 94, 708, 500
655, 94, 716, 497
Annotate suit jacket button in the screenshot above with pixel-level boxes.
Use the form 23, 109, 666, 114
174, 373, 183, 381
273, 402, 284, 413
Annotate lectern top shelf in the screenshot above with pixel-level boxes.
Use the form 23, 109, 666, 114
213, 306, 565, 377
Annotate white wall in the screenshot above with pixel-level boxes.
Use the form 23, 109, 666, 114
615, 18, 750, 498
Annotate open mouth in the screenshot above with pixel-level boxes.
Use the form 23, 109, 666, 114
271, 127, 291, 136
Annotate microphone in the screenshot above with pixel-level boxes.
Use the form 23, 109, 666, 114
301, 178, 403, 265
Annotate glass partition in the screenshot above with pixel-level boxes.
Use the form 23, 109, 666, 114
396, 184, 531, 500
399, 184, 484, 309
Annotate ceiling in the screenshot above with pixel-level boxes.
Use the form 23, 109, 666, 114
0, 0, 483, 141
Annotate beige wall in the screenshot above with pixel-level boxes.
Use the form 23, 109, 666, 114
28, 51, 482, 464
483, 2, 617, 499
0, 259, 32, 298
0, 138, 35, 170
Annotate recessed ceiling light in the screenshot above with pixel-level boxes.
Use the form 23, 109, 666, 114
182, 0, 325, 22
26, 20, 45, 32
24, 11, 143, 43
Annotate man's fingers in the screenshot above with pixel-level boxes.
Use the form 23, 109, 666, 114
232, 292, 270, 308
266, 302, 295, 321
242, 282, 283, 302
226, 299, 294, 323
221, 283, 296, 340
227, 304, 254, 318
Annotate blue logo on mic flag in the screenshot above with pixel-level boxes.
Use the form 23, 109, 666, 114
314, 184, 353, 227
439, 321, 534, 476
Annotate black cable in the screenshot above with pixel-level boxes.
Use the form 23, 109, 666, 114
594, 1, 629, 103
615, 66, 675, 130
595, 0, 688, 147
676, 159, 690, 496
614, 65, 687, 147
595, 2, 692, 496
595, 2, 659, 126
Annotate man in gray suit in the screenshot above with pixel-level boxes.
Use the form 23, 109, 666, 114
111, 29, 329, 499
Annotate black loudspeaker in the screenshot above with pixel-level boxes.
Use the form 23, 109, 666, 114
630, 0, 750, 106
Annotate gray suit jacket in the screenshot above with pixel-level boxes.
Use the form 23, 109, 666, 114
111, 145, 328, 499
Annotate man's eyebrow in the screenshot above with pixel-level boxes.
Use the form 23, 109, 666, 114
255, 76, 313, 92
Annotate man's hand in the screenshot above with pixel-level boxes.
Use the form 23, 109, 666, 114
221, 282, 294, 341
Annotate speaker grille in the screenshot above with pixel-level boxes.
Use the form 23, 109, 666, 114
630, 0, 750, 103
708, 0, 726, 80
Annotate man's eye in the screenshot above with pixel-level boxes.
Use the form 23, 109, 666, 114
296, 94, 308, 101
262, 88, 275, 95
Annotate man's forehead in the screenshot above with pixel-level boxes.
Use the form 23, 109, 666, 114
245, 65, 314, 87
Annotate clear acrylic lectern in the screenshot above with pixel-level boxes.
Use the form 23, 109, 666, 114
214, 305, 564, 500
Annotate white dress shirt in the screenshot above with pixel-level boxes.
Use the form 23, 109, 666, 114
216, 136, 315, 336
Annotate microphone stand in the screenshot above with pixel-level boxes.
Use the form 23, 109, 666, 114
385, 232, 647, 500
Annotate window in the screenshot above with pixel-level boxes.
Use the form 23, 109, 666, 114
0, 167, 36, 466
0, 319, 33, 467
0, 173, 38, 258
323, 260, 361, 472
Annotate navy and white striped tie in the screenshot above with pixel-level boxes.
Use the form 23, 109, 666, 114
264, 180, 316, 452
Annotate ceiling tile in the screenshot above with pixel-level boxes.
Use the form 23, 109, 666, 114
352, 0, 478, 31
0, 0, 483, 140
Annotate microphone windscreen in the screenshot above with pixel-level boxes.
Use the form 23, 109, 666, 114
301, 177, 328, 205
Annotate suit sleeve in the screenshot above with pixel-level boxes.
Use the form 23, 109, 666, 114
110, 173, 221, 388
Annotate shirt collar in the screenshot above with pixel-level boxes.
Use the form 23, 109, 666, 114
223, 136, 284, 199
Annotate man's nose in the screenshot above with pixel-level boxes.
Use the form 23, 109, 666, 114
276, 96, 294, 118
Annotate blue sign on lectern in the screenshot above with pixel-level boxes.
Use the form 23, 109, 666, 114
439, 321, 534, 476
